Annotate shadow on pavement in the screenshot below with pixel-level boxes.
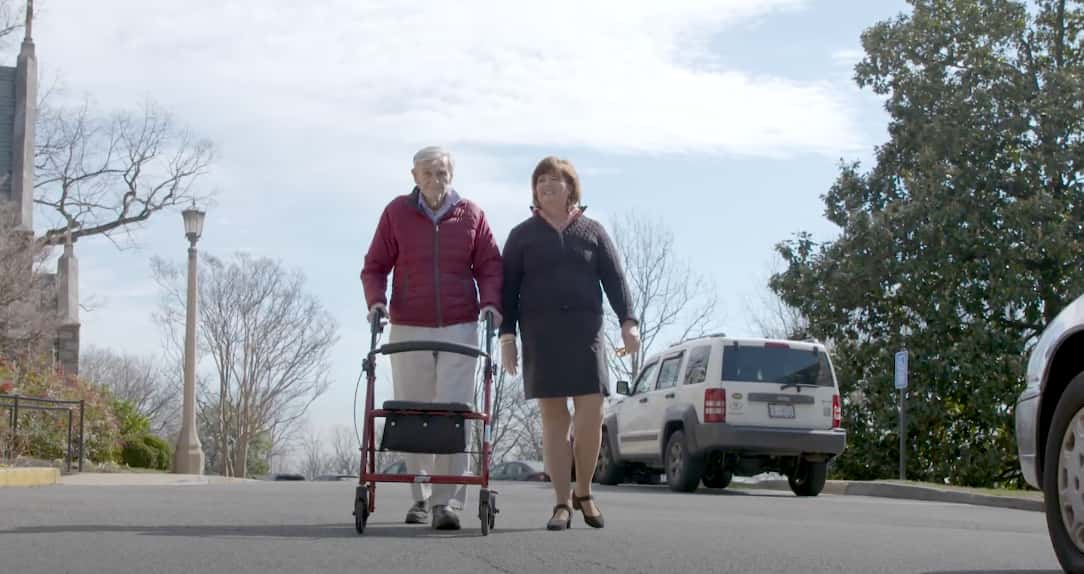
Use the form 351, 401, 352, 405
599, 483, 788, 497
3, 523, 537, 539
924, 570, 1061, 574
357, 524, 538, 538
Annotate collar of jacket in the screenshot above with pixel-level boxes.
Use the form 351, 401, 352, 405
530, 204, 587, 217
529, 204, 587, 214
411, 187, 462, 222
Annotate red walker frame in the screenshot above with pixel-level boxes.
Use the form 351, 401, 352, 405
353, 310, 498, 535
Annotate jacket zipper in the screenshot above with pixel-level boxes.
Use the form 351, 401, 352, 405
433, 223, 442, 327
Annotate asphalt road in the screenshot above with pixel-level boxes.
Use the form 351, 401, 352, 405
0, 480, 1063, 574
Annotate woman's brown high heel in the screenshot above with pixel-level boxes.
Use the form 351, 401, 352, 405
572, 494, 604, 528
547, 504, 573, 531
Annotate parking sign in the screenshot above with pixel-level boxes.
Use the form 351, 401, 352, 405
894, 350, 908, 389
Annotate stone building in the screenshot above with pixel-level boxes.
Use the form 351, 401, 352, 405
0, 2, 80, 374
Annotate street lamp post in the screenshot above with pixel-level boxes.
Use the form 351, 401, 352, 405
174, 206, 206, 475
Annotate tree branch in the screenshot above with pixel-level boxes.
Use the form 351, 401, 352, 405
34, 99, 215, 248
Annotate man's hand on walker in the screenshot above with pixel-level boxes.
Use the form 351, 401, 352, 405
367, 303, 387, 325
480, 306, 502, 329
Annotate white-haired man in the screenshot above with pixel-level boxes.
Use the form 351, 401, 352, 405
360, 146, 503, 530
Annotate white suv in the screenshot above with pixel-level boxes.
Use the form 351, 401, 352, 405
596, 335, 847, 496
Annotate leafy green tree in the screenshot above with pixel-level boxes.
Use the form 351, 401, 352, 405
772, 0, 1084, 487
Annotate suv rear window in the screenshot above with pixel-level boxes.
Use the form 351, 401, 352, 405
721, 345, 834, 386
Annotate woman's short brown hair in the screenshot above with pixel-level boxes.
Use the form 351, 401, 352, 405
531, 156, 581, 209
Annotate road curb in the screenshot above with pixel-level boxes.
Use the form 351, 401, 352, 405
739, 479, 1043, 512
0, 467, 60, 487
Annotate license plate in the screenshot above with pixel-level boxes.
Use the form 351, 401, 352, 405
768, 404, 795, 419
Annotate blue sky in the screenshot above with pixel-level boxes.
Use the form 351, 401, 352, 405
4, 0, 910, 458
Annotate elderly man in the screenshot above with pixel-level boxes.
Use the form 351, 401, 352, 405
360, 146, 502, 530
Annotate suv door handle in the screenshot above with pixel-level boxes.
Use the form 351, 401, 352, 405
638, 397, 649, 404
664, 392, 675, 399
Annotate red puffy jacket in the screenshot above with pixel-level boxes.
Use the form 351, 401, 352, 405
361, 190, 502, 327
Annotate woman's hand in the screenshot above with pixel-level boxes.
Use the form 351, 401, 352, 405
500, 335, 519, 376
621, 321, 641, 356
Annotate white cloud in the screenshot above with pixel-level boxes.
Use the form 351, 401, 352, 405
25, 0, 862, 159
831, 48, 866, 68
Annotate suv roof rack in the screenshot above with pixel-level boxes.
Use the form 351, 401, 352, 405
668, 332, 727, 347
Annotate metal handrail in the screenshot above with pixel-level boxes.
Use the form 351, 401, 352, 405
1, 395, 84, 405
0, 393, 85, 473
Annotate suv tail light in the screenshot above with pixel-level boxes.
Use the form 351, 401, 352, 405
705, 388, 726, 423
832, 394, 842, 428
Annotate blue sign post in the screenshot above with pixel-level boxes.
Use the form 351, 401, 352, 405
895, 350, 908, 480
894, 351, 908, 390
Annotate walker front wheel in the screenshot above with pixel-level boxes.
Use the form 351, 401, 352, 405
354, 486, 369, 535
479, 489, 498, 535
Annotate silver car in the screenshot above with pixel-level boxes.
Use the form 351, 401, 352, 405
1016, 293, 1084, 573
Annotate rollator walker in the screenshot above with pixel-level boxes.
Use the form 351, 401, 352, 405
353, 309, 498, 535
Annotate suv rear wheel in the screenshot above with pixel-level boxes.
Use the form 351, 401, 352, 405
665, 429, 704, 493
595, 432, 625, 486
788, 458, 827, 497
702, 466, 733, 489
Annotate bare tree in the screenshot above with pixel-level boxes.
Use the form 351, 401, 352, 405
0, 0, 24, 43
328, 425, 358, 475
295, 422, 367, 478
506, 396, 544, 461
470, 340, 527, 464
34, 100, 214, 248
488, 369, 526, 464
0, 203, 56, 358
299, 425, 329, 480
152, 252, 338, 478
266, 418, 305, 474
748, 288, 810, 340
605, 211, 720, 381
745, 255, 811, 340
79, 346, 178, 436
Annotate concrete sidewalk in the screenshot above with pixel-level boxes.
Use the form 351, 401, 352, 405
733, 477, 1043, 512
58, 472, 260, 486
